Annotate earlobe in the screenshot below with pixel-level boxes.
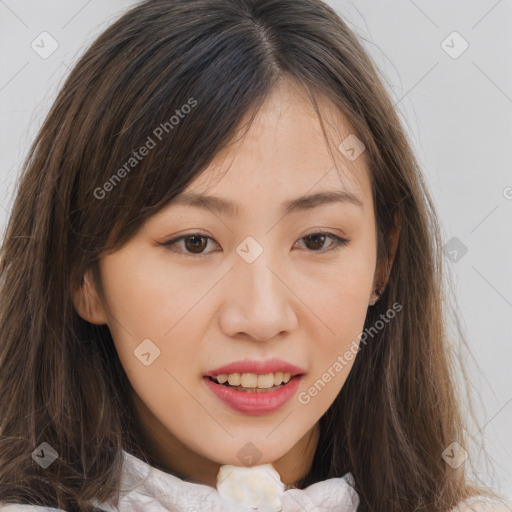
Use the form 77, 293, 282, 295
71, 269, 108, 325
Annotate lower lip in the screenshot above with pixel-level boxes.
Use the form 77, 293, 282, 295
203, 375, 303, 415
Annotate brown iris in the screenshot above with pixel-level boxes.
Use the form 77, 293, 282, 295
183, 235, 209, 254
302, 233, 329, 251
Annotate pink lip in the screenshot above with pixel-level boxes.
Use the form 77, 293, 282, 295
204, 358, 305, 377
203, 374, 304, 415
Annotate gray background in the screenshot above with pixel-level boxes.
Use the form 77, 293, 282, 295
1, 0, 511, 500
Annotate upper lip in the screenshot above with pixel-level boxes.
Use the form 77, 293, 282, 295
204, 358, 306, 378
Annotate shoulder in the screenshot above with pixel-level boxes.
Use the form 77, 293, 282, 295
451, 498, 512, 512
0, 505, 66, 511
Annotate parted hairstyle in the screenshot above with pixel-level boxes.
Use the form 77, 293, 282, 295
0, 0, 501, 510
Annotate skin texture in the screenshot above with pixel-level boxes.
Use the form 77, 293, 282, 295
73, 77, 399, 488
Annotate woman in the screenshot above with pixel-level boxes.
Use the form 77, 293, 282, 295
0, 0, 508, 510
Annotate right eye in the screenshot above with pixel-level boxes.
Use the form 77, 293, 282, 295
159, 233, 218, 257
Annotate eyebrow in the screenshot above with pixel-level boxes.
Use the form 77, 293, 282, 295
168, 190, 363, 217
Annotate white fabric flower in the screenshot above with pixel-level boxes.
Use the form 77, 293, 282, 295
216, 463, 286, 511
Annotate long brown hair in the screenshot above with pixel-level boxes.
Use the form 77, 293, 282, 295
0, 0, 502, 510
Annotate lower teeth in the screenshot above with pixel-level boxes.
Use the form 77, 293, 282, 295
230, 384, 285, 392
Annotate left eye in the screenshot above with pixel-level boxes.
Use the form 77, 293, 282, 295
159, 232, 350, 256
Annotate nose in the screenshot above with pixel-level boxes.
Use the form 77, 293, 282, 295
218, 249, 298, 342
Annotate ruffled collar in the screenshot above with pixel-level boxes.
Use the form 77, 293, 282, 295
91, 449, 360, 512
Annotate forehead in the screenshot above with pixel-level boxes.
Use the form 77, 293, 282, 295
173, 77, 372, 214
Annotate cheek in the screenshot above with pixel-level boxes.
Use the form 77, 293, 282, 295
303, 270, 370, 375
99, 250, 191, 337
99, 250, 207, 381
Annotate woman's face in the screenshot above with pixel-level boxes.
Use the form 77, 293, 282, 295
74, 78, 387, 484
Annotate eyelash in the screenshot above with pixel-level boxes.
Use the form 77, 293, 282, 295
159, 231, 350, 257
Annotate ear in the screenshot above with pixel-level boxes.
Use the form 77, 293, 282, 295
369, 212, 401, 306
71, 268, 108, 325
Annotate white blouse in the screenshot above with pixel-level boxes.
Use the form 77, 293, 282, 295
0, 449, 509, 512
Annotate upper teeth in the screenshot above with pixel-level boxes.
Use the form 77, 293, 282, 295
215, 372, 292, 388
